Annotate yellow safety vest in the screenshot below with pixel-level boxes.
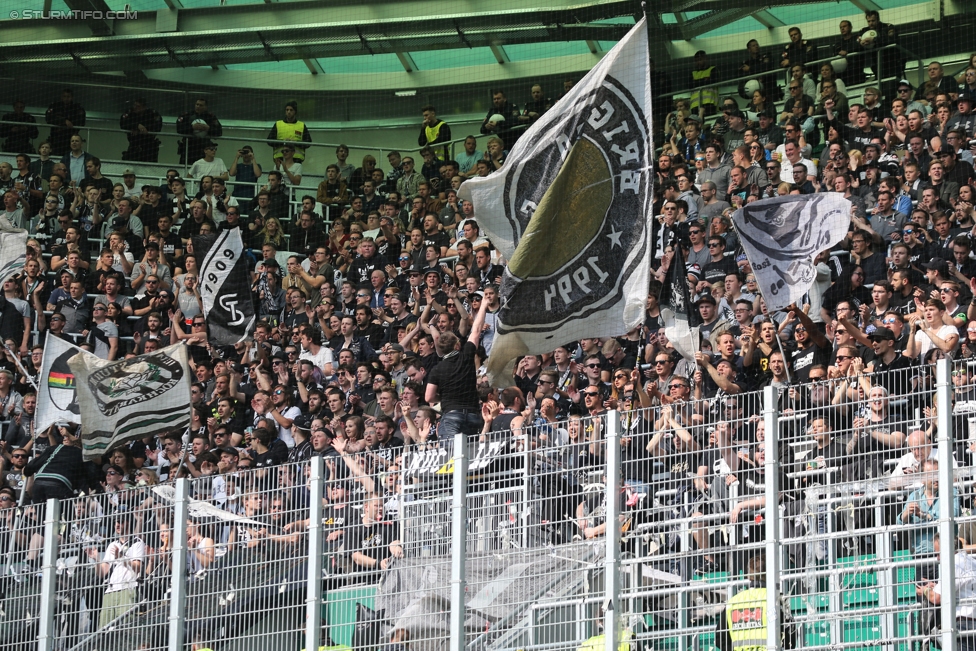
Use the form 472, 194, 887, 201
424, 121, 446, 146
273, 119, 307, 161
726, 587, 768, 651
690, 66, 718, 110
577, 627, 633, 651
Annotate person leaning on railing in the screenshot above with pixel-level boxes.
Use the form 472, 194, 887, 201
24, 422, 89, 502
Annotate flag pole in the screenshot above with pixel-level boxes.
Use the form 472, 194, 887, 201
3, 342, 38, 392
726, 210, 793, 384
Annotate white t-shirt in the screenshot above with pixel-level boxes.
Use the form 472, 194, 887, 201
301, 345, 334, 373
103, 537, 146, 592
780, 156, 816, 184
915, 324, 958, 359
276, 405, 302, 448
188, 158, 229, 181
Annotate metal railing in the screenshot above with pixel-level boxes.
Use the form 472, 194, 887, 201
3, 358, 975, 649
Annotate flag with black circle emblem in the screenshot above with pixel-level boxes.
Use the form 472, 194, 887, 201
458, 18, 654, 384
68, 343, 193, 460
732, 194, 851, 313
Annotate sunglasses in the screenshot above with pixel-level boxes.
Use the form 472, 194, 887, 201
668, 384, 689, 390
583, 391, 600, 397
274, 390, 284, 395
11, 454, 26, 459
835, 355, 854, 361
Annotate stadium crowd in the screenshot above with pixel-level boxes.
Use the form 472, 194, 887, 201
0, 8, 975, 646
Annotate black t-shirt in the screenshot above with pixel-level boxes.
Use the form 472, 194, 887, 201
323, 503, 354, 548
702, 256, 737, 285
427, 340, 480, 413
424, 231, 451, 253
789, 340, 830, 383
348, 519, 398, 567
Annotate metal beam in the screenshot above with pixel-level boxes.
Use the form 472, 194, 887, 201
395, 51, 417, 73
680, 6, 764, 40
490, 44, 510, 64
0, 0, 640, 74
62, 0, 114, 36
849, 0, 882, 12
162, 0, 182, 8
752, 9, 785, 29
585, 40, 603, 54
304, 58, 324, 74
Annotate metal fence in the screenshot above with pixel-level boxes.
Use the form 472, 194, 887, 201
4, 358, 975, 650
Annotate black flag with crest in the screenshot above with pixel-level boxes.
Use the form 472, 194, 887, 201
193, 229, 256, 345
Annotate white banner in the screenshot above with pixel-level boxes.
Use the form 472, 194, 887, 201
458, 18, 654, 383
0, 225, 28, 285
732, 194, 851, 313
35, 336, 93, 433
68, 343, 193, 460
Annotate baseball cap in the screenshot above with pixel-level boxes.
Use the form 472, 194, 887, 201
922, 257, 949, 274
696, 294, 717, 306
870, 327, 895, 341
122, 168, 135, 177
958, 90, 976, 103
897, 79, 912, 89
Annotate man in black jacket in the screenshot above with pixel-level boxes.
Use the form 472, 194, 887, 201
176, 98, 222, 165
24, 424, 87, 502
120, 98, 163, 162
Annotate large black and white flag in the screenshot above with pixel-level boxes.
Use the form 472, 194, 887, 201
659, 244, 702, 363
68, 343, 192, 460
732, 195, 851, 313
0, 222, 28, 285
35, 336, 95, 433
458, 18, 653, 382
194, 229, 256, 346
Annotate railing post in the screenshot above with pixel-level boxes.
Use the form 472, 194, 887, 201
763, 386, 782, 651
604, 409, 622, 651
450, 432, 468, 650
306, 456, 325, 651
936, 358, 957, 651
37, 498, 60, 651
168, 478, 189, 651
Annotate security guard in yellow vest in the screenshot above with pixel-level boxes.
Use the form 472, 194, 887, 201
716, 555, 796, 651
418, 104, 452, 160
268, 101, 311, 162
690, 50, 719, 117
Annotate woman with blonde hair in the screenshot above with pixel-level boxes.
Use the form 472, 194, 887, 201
253, 216, 286, 250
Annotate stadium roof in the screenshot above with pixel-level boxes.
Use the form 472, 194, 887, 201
0, 0, 971, 124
